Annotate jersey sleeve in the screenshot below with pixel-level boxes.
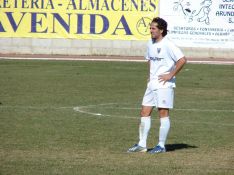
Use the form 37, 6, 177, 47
168, 41, 184, 62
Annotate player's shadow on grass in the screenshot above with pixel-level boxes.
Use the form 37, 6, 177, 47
148, 143, 197, 152
165, 143, 197, 152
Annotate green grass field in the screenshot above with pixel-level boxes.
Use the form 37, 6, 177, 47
0, 59, 233, 175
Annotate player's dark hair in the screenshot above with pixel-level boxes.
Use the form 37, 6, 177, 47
152, 17, 168, 37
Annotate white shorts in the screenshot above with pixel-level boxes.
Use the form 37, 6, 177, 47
142, 87, 174, 109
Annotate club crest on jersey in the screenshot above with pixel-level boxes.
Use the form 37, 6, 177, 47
157, 48, 161, 54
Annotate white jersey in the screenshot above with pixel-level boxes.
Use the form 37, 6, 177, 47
145, 37, 184, 90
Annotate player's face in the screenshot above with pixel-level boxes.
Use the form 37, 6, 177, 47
150, 22, 163, 40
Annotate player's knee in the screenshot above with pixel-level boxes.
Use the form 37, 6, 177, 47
140, 110, 151, 117
158, 108, 169, 117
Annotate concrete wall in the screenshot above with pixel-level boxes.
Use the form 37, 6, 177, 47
0, 37, 233, 59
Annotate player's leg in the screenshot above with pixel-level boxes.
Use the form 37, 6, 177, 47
128, 87, 154, 153
158, 108, 170, 149
138, 106, 153, 147
149, 88, 174, 154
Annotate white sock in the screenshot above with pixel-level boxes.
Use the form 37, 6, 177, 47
158, 117, 170, 148
138, 116, 151, 148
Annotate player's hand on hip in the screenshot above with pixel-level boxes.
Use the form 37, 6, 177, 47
158, 73, 173, 85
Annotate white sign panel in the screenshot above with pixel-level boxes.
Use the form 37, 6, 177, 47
160, 0, 234, 48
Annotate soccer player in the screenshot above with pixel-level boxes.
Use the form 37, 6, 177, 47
127, 17, 186, 154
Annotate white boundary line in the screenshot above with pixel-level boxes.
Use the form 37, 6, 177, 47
73, 104, 234, 126
1, 104, 233, 113
100, 106, 234, 113
72, 103, 116, 117
1, 104, 234, 126
0, 57, 234, 65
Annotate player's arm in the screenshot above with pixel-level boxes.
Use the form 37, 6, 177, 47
170, 56, 187, 77
158, 57, 186, 84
